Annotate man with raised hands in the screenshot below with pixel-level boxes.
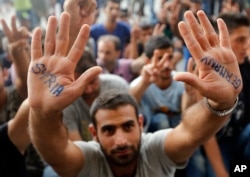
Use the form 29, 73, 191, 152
28, 10, 242, 177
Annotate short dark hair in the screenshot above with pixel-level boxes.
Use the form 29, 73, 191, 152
97, 34, 121, 51
75, 47, 97, 74
217, 12, 250, 34
144, 35, 173, 59
90, 90, 139, 127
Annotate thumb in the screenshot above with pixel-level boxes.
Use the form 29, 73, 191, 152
74, 66, 102, 94
174, 72, 204, 92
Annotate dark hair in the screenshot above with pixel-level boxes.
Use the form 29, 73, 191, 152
97, 34, 121, 51
75, 47, 97, 74
90, 90, 139, 127
217, 12, 250, 33
144, 35, 173, 59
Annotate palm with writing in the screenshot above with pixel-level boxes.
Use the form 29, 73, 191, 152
28, 12, 101, 113
175, 11, 242, 109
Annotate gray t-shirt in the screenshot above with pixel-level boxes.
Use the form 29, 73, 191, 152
63, 74, 129, 140
75, 129, 185, 177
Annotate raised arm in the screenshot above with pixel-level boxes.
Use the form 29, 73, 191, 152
130, 51, 170, 102
164, 10, 242, 164
8, 99, 30, 154
0, 16, 30, 99
28, 12, 101, 177
63, 0, 97, 52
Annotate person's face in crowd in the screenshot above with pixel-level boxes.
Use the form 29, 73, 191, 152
230, 26, 250, 64
221, 0, 240, 13
91, 104, 143, 166
155, 47, 174, 81
156, 6, 168, 24
105, 1, 120, 22
190, 2, 202, 13
98, 40, 120, 65
82, 77, 101, 100
140, 27, 153, 46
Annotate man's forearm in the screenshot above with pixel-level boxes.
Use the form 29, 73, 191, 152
130, 79, 150, 103
166, 99, 231, 163
29, 110, 69, 164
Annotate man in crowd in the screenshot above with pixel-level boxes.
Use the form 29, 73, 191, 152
27, 9, 242, 177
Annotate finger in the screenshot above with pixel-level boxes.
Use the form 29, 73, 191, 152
31, 28, 43, 61
186, 57, 194, 73
174, 72, 204, 92
8, 40, 27, 51
178, 21, 203, 60
86, 0, 97, 15
0, 19, 12, 41
44, 16, 57, 56
19, 27, 31, 38
74, 66, 102, 94
185, 11, 210, 51
67, 24, 90, 63
158, 24, 166, 34
157, 53, 169, 67
55, 12, 70, 56
197, 11, 219, 47
11, 16, 18, 34
217, 18, 231, 48
151, 50, 161, 67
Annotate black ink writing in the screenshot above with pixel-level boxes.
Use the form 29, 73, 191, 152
201, 57, 241, 89
31, 63, 64, 96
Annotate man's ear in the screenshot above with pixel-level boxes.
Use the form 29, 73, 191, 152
88, 123, 98, 141
138, 114, 144, 132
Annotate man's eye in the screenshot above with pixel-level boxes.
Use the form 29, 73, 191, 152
103, 127, 115, 134
123, 123, 134, 131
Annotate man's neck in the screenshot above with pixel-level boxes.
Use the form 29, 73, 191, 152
104, 61, 116, 73
110, 162, 137, 177
104, 19, 117, 32
156, 78, 172, 90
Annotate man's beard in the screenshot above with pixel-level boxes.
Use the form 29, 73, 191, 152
100, 139, 141, 167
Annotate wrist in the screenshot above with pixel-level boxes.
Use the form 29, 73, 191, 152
204, 96, 238, 117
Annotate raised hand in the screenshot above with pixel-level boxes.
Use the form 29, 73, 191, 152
141, 50, 170, 84
28, 12, 101, 113
175, 10, 242, 109
63, 0, 97, 51
1, 16, 31, 98
0, 16, 31, 56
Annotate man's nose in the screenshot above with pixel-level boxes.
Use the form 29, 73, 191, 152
114, 130, 127, 146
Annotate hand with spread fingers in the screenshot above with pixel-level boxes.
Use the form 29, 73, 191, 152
63, 0, 97, 50
141, 50, 171, 85
28, 12, 101, 114
1, 16, 31, 98
175, 10, 242, 110
1, 16, 31, 56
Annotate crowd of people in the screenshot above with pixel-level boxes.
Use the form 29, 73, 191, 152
0, 0, 250, 177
